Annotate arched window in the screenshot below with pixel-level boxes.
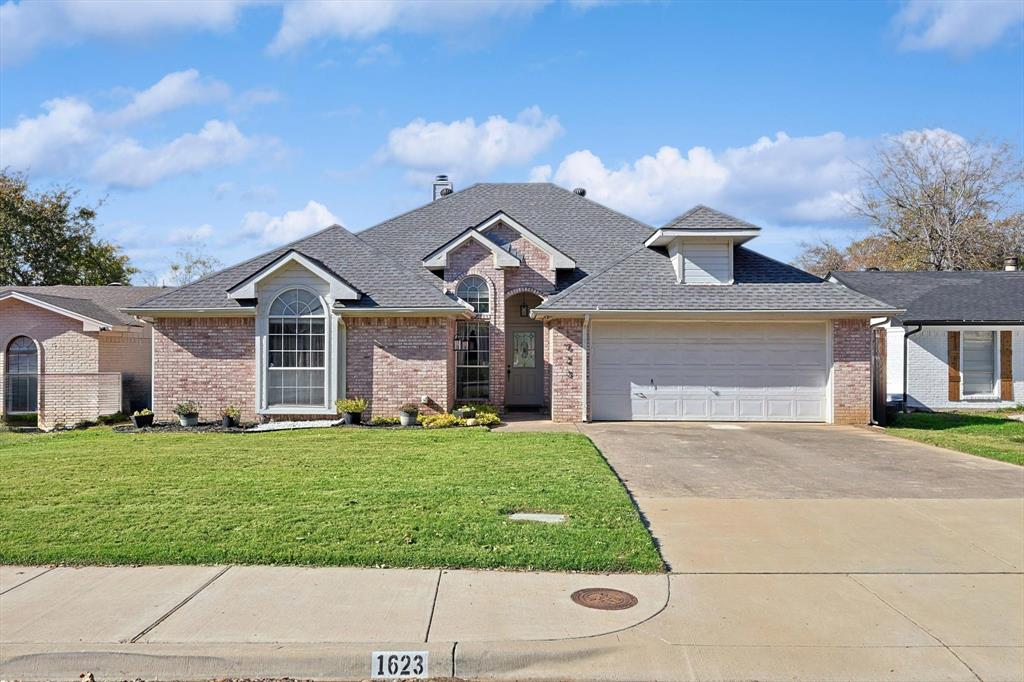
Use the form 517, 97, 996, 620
5, 336, 38, 413
267, 289, 326, 407
457, 276, 490, 315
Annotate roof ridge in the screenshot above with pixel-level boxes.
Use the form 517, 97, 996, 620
357, 182, 484, 237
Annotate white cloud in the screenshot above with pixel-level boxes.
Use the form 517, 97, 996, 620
167, 223, 215, 244
356, 43, 399, 66
106, 69, 231, 127
528, 164, 553, 182
268, 0, 547, 54
385, 106, 563, 179
1, 0, 246, 65
0, 97, 98, 173
242, 200, 340, 245
0, 70, 277, 188
542, 131, 872, 225
893, 0, 1024, 56
91, 120, 264, 188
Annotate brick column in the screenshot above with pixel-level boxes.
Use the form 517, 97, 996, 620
549, 318, 585, 422
832, 318, 871, 425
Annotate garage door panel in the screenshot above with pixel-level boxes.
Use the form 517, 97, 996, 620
591, 322, 828, 422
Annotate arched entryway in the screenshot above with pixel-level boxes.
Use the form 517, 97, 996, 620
5, 336, 38, 415
505, 292, 545, 408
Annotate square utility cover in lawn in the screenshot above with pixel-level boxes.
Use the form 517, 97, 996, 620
0, 428, 661, 573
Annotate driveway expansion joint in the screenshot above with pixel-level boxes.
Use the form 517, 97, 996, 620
0, 566, 56, 595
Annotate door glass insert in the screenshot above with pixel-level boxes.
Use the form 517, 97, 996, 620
512, 331, 536, 368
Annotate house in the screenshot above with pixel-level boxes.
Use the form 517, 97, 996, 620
0, 285, 167, 428
830, 266, 1023, 411
114, 181, 898, 426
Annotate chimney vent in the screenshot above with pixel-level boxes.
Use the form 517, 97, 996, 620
573, 187, 586, 197
432, 174, 453, 201
1005, 256, 1019, 272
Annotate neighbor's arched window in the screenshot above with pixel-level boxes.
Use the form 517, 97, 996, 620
267, 289, 326, 407
5, 336, 38, 413
457, 275, 490, 315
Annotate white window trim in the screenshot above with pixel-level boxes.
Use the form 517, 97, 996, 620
255, 286, 340, 415
475, 212, 576, 269
959, 330, 1001, 401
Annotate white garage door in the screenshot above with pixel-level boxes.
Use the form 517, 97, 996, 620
591, 321, 828, 422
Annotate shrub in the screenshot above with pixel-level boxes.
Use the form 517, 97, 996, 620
335, 397, 367, 414
399, 402, 420, 414
132, 408, 153, 417
472, 403, 499, 416
421, 413, 465, 429
98, 412, 127, 425
173, 401, 200, 417
220, 405, 240, 420
475, 413, 500, 427
371, 416, 401, 426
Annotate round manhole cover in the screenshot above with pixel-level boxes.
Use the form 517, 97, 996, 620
570, 588, 638, 610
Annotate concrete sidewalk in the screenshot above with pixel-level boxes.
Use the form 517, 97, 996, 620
3, 563, 1022, 681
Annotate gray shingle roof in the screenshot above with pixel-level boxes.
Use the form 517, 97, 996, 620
131, 225, 464, 311
0, 286, 168, 326
830, 270, 1024, 323
359, 183, 654, 282
536, 246, 897, 313
662, 204, 762, 231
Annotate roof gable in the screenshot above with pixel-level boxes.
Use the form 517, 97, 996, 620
475, 212, 576, 269
422, 227, 521, 269
0, 286, 166, 327
227, 250, 361, 301
663, 205, 762, 231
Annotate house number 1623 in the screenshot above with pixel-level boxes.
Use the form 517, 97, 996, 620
371, 651, 427, 679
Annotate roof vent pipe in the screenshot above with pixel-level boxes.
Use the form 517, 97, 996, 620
432, 174, 453, 201
1005, 256, 1019, 271
573, 187, 586, 197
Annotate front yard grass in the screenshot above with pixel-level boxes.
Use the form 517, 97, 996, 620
886, 411, 1024, 466
0, 427, 662, 572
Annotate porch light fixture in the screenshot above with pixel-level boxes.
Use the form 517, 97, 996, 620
520, 303, 530, 317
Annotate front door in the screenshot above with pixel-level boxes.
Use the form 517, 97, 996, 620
506, 325, 544, 406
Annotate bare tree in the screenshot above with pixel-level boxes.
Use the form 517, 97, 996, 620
851, 131, 1023, 271
143, 247, 222, 286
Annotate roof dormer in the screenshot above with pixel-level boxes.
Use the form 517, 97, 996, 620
647, 205, 761, 285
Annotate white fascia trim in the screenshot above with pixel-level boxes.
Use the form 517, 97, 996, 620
476, 212, 576, 269
0, 291, 111, 331
336, 306, 473, 318
422, 229, 521, 269
228, 251, 360, 301
533, 308, 903, 321
122, 307, 256, 317
645, 228, 760, 248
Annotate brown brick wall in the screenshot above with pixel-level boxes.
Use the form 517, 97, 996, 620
832, 318, 872, 425
548, 318, 585, 422
152, 317, 256, 423
344, 316, 449, 419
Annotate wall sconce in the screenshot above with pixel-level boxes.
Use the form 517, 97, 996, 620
520, 303, 530, 317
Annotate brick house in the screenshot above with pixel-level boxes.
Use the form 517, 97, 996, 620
831, 268, 1023, 411
0, 286, 166, 429
106, 181, 900, 426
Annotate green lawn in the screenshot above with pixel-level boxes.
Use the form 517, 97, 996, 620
886, 411, 1024, 466
0, 427, 662, 572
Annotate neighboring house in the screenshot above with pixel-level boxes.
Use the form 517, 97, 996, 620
119, 181, 897, 426
1, 286, 167, 428
830, 267, 1024, 411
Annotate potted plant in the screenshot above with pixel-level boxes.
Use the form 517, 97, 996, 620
130, 408, 153, 428
173, 400, 201, 427
220, 405, 240, 428
335, 397, 367, 425
399, 402, 420, 427
454, 404, 477, 420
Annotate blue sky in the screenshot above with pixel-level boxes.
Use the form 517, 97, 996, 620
2, 0, 1022, 282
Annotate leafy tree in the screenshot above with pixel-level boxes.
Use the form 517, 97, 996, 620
795, 133, 1022, 275
0, 170, 137, 286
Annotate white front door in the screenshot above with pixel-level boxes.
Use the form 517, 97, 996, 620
590, 321, 829, 422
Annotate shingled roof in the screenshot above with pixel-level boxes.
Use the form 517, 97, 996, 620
830, 270, 1024, 324
129, 225, 465, 312
0, 286, 168, 326
662, 205, 762, 231
359, 183, 654, 281
536, 246, 897, 314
